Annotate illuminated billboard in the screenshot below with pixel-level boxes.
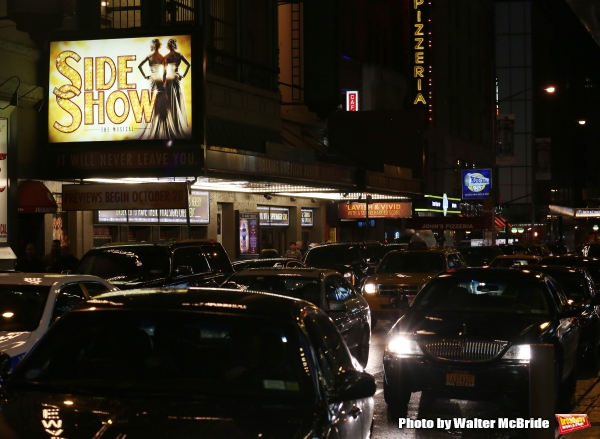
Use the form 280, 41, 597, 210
49, 34, 193, 143
461, 169, 492, 200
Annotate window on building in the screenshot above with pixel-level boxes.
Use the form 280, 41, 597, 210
100, 0, 142, 29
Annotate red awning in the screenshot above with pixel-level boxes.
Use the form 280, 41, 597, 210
17, 180, 58, 213
495, 216, 510, 229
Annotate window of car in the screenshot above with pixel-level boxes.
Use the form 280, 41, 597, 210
325, 275, 355, 302
81, 282, 113, 298
546, 278, 568, 313
53, 283, 87, 321
201, 245, 233, 273
305, 246, 362, 266
13, 310, 314, 400
172, 246, 210, 275
0, 285, 50, 332
75, 246, 170, 279
447, 254, 463, 269
303, 311, 353, 391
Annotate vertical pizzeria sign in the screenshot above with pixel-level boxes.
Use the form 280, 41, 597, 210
412, 0, 430, 109
0, 119, 6, 242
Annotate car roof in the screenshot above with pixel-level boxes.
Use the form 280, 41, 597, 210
232, 258, 298, 264
92, 240, 222, 250
493, 254, 540, 259
78, 287, 317, 318
385, 247, 459, 255
231, 267, 336, 277
524, 264, 587, 276
438, 267, 548, 281
541, 256, 600, 264
0, 273, 111, 287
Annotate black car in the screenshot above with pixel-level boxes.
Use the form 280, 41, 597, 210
458, 245, 503, 267
73, 240, 234, 289
538, 255, 600, 287
223, 268, 372, 366
383, 268, 580, 408
232, 257, 306, 272
0, 288, 376, 439
303, 242, 384, 287
523, 264, 600, 367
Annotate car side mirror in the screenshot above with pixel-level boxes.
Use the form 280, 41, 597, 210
174, 265, 194, 277
0, 352, 10, 378
366, 266, 376, 276
329, 369, 376, 402
328, 301, 347, 312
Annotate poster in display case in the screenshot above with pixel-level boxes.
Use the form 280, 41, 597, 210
236, 211, 259, 259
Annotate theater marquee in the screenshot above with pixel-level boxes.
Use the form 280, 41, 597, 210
49, 35, 193, 143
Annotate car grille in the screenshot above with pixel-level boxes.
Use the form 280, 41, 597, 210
378, 284, 421, 296
423, 340, 507, 362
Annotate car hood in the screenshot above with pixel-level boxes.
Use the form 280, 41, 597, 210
0, 391, 319, 439
393, 309, 551, 343
368, 273, 435, 284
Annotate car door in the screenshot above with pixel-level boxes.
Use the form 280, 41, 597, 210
304, 311, 373, 439
547, 278, 580, 380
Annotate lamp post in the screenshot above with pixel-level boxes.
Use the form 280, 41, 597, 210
495, 86, 555, 241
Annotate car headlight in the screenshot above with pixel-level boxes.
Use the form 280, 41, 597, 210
386, 336, 423, 356
502, 344, 531, 362
363, 283, 378, 294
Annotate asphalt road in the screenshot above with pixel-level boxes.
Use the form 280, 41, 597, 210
364, 319, 600, 439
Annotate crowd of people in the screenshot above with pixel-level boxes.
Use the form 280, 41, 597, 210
15, 239, 79, 273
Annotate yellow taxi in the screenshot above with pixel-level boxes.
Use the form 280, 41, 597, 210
361, 246, 467, 326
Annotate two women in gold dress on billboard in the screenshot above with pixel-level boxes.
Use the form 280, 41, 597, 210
138, 38, 192, 140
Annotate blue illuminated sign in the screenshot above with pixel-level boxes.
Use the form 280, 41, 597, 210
461, 169, 491, 200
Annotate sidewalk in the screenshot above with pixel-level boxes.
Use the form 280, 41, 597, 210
562, 374, 600, 438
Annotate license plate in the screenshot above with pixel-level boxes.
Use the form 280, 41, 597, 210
446, 373, 475, 387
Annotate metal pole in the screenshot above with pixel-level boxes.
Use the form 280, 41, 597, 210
529, 344, 555, 439
365, 195, 369, 241
186, 182, 191, 239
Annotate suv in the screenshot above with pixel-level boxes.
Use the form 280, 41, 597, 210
361, 246, 467, 326
303, 242, 384, 287
74, 240, 234, 289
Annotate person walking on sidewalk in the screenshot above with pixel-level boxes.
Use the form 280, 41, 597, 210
284, 241, 302, 261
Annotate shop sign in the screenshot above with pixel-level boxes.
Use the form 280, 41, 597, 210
0, 119, 6, 242
405, 216, 487, 230
461, 169, 491, 200
338, 202, 412, 219
575, 209, 600, 218
62, 182, 188, 211
301, 208, 314, 227
238, 212, 259, 256
346, 91, 359, 111
258, 206, 289, 226
411, 0, 429, 107
49, 34, 193, 143
53, 148, 201, 178
415, 194, 460, 215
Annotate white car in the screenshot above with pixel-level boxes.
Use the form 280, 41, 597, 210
0, 273, 119, 370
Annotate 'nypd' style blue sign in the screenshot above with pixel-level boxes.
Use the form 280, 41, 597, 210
461, 169, 491, 200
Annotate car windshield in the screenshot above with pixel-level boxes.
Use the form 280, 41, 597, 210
412, 277, 552, 315
74, 247, 170, 281
0, 285, 50, 332
13, 310, 313, 400
489, 258, 537, 268
306, 246, 362, 266
377, 252, 445, 274
227, 275, 320, 304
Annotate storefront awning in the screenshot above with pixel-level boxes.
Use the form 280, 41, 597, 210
17, 180, 58, 213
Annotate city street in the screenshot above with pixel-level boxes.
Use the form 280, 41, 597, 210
365, 320, 600, 439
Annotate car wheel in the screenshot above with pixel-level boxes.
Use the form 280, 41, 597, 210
357, 329, 370, 367
383, 379, 411, 407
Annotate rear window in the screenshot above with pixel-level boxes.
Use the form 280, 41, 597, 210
74, 247, 170, 281
305, 246, 362, 266
227, 274, 320, 305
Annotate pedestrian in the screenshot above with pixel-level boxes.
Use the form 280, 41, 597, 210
43, 239, 63, 273
296, 240, 305, 257
284, 241, 302, 261
15, 243, 44, 273
61, 245, 79, 272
